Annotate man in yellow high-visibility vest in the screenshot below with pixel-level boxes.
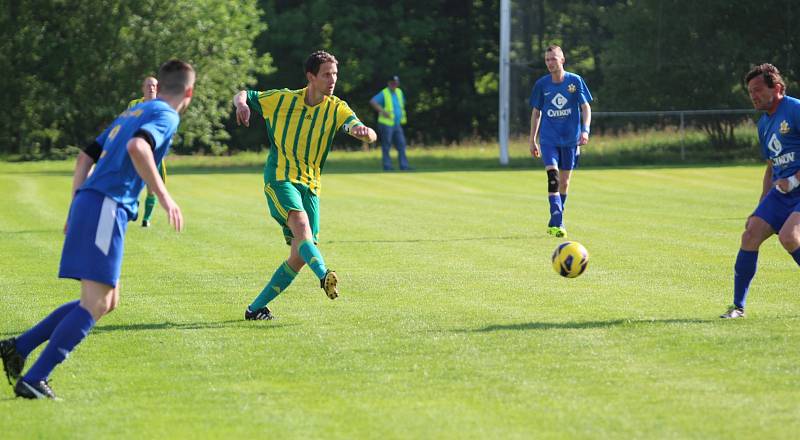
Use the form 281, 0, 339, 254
370, 75, 412, 171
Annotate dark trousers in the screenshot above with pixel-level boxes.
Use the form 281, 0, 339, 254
378, 124, 409, 170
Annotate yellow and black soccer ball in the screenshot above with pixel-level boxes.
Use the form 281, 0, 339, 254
551, 241, 589, 278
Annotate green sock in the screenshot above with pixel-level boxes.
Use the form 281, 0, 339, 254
143, 194, 156, 221
249, 261, 298, 310
298, 239, 328, 279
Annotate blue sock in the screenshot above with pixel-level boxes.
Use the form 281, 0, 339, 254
249, 261, 298, 310
791, 248, 800, 266
298, 239, 328, 279
547, 195, 563, 227
15, 300, 80, 358
733, 249, 758, 309
560, 193, 568, 210
23, 305, 95, 383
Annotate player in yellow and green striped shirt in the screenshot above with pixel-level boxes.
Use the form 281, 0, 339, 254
127, 76, 166, 228
233, 50, 377, 320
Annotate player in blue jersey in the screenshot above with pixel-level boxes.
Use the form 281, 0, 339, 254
721, 64, 800, 319
0, 60, 195, 399
528, 45, 592, 238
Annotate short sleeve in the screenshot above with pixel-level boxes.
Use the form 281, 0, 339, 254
139, 109, 179, 153
336, 101, 362, 133
372, 92, 385, 106
246, 90, 264, 117
578, 77, 593, 105
529, 81, 543, 110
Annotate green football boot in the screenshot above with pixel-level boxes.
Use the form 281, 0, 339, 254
547, 226, 567, 238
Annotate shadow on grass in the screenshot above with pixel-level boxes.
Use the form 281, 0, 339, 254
0, 320, 295, 337
0, 229, 58, 235
92, 319, 297, 333
327, 235, 529, 244
465, 317, 716, 332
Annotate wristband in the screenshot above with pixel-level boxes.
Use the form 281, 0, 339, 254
776, 175, 799, 194
581, 125, 590, 135
788, 175, 800, 191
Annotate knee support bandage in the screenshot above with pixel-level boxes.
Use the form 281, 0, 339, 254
547, 169, 559, 193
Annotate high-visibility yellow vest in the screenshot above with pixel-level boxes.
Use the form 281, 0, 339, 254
378, 87, 406, 126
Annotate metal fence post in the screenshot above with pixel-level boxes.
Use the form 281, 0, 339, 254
680, 112, 685, 161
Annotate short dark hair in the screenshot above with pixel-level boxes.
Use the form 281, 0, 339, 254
305, 50, 338, 75
745, 63, 786, 91
546, 45, 563, 55
158, 59, 195, 96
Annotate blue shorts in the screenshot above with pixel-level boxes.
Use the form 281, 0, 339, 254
59, 190, 129, 287
541, 145, 580, 170
751, 187, 800, 232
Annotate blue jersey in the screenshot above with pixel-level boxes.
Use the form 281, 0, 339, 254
758, 95, 800, 180
529, 72, 592, 148
80, 99, 179, 218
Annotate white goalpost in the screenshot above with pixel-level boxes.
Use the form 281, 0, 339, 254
498, 0, 510, 166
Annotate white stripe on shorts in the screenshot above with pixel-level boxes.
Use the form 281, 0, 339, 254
94, 196, 117, 256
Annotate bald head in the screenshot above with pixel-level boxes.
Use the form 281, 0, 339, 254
141, 76, 158, 101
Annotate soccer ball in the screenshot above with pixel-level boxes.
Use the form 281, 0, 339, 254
551, 241, 589, 278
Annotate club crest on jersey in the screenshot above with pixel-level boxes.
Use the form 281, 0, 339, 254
780, 120, 790, 134
567, 83, 577, 93
768, 133, 783, 156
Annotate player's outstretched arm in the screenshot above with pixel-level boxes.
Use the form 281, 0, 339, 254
127, 138, 184, 232
233, 91, 250, 127
348, 125, 377, 144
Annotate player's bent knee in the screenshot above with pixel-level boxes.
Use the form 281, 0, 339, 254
777, 229, 800, 251
741, 226, 770, 249
547, 169, 559, 193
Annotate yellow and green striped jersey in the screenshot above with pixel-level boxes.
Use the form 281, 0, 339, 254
127, 97, 145, 109
247, 88, 362, 194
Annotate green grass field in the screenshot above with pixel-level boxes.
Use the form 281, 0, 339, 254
1, 148, 798, 439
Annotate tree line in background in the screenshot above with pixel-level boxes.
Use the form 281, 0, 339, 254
1, 0, 797, 158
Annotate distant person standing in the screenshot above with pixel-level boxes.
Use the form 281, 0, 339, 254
127, 76, 158, 108
370, 75, 411, 171
528, 45, 592, 238
720, 63, 800, 319
128, 76, 167, 228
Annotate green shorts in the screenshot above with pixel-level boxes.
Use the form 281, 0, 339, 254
263, 180, 320, 245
